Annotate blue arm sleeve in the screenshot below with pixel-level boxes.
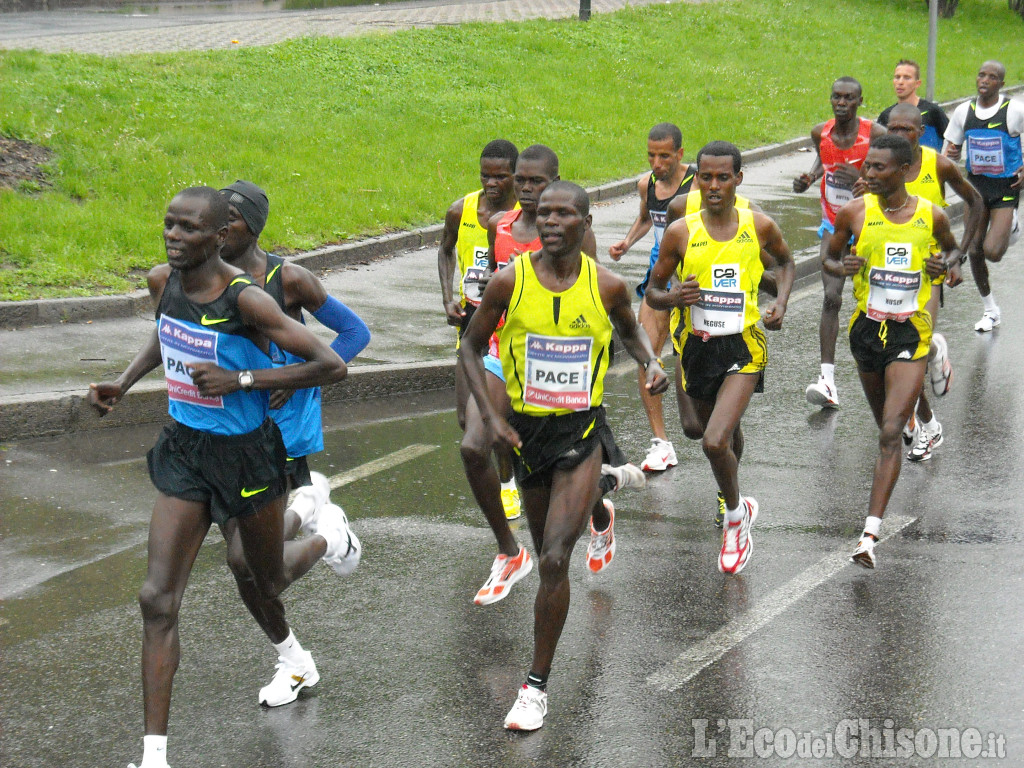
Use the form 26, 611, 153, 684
311, 295, 371, 363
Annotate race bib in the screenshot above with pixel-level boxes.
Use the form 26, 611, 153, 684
159, 316, 223, 408
523, 334, 592, 411
866, 242, 921, 322
824, 171, 854, 208
690, 264, 745, 337
461, 246, 490, 305
966, 135, 1006, 176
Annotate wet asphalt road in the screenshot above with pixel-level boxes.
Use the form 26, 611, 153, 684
4, 235, 1024, 766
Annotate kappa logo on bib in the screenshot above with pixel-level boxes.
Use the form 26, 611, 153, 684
159, 316, 224, 408
523, 334, 593, 411
867, 242, 921, 322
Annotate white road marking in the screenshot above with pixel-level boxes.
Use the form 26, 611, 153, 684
325, 443, 438, 490
646, 514, 917, 692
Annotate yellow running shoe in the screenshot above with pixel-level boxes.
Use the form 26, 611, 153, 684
501, 486, 522, 520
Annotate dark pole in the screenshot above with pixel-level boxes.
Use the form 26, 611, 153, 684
579, 0, 591, 21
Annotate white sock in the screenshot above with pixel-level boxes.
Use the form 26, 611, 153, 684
863, 516, 882, 539
273, 630, 306, 665
286, 491, 317, 531
141, 735, 168, 768
724, 501, 744, 525
500, 477, 517, 492
921, 416, 939, 432
820, 363, 835, 386
983, 293, 999, 313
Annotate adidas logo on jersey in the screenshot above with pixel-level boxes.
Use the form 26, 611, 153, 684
568, 314, 590, 330
920, 173, 935, 184
736, 231, 754, 244
912, 217, 928, 229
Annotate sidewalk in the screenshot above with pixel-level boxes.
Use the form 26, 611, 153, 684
2, 140, 840, 440
0, 0, 687, 55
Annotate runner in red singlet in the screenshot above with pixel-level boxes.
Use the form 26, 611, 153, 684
794, 77, 886, 410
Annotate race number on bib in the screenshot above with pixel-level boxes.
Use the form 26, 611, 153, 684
824, 171, 854, 208
866, 242, 921, 322
966, 135, 1006, 176
690, 263, 745, 338
461, 246, 490, 306
159, 316, 223, 408
523, 334, 592, 411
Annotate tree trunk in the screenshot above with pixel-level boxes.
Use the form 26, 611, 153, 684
925, 0, 959, 17
1011, 0, 1024, 21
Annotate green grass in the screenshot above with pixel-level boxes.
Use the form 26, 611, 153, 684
0, 0, 1021, 300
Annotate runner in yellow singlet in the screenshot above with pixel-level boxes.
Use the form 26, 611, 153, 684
459, 182, 667, 732
825, 134, 962, 569
880, 103, 984, 462
648, 142, 794, 577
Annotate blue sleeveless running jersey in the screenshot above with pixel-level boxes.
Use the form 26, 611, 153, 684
157, 270, 271, 436
964, 99, 1023, 179
263, 253, 324, 459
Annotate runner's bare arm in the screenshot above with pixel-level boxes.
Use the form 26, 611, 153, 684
793, 125, 824, 192
824, 202, 864, 277
457, 268, 521, 449
438, 200, 466, 325
754, 214, 795, 330
88, 264, 172, 415
938, 155, 985, 254
599, 268, 668, 396
644, 218, 691, 311
608, 175, 653, 260
188, 287, 345, 397
928, 207, 963, 287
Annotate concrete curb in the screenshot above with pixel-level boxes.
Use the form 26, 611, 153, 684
0, 359, 455, 441
0, 138, 811, 330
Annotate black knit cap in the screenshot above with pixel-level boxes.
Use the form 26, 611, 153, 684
221, 180, 269, 237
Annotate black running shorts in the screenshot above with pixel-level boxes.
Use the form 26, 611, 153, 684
678, 326, 766, 403
147, 418, 287, 526
969, 173, 1020, 210
848, 310, 931, 374
508, 406, 625, 489
284, 454, 313, 490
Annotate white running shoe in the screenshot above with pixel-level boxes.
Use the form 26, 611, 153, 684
600, 462, 646, 492
851, 536, 876, 569
805, 376, 839, 408
928, 333, 953, 396
259, 650, 320, 707
718, 497, 758, 575
975, 309, 1001, 333
908, 421, 943, 462
288, 471, 331, 535
902, 413, 918, 447
318, 503, 361, 577
504, 685, 548, 731
474, 546, 533, 606
641, 438, 677, 472
586, 499, 616, 573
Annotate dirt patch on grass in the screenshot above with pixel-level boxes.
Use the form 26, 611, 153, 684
0, 138, 53, 192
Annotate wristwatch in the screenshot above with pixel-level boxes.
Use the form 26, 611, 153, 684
237, 370, 255, 392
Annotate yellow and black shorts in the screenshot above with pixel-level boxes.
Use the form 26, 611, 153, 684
848, 309, 932, 374
677, 325, 767, 403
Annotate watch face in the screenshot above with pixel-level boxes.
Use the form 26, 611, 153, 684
239, 371, 254, 390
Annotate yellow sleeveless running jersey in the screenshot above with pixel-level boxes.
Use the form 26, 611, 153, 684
674, 208, 764, 339
684, 191, 751, 217
456, 190, 520, 306
500, 254, 612, 416
853, 195, 935, 321
905, 148, 946, 208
